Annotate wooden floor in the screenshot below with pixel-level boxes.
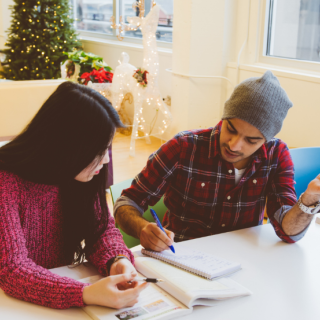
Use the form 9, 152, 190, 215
111, 132, 164, 184
107, 132, 164, 214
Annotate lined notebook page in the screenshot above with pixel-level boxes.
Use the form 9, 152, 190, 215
141, 244, 241, 280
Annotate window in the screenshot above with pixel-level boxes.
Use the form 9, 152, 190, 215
72, 0, 173, 43
266, 0, 320, 63
73, 0, 114, 35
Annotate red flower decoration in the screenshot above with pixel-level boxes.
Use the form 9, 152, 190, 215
80, 68, 113, 85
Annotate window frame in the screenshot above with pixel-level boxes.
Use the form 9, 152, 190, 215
72, 0, 173, 49
247, 0, 320, 74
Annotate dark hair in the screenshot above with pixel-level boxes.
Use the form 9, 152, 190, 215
0, 81, 124, 263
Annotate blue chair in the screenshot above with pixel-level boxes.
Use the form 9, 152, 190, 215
289, 147, 320, 197
110, 178, 167, 248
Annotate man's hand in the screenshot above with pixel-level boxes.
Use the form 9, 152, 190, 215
110, 258, 137, 290
139, 222, 175, 251
115, 206, 175, 251
282, 174, 320, 236
301, 174, 320, 206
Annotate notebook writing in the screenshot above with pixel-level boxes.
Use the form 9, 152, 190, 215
142, 244, 241, 279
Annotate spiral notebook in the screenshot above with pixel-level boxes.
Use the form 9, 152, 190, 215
141, 243, 241, 280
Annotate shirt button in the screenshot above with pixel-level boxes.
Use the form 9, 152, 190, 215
228, 170, 232, 174
222, 224, 225, 227
253, 179, 257, 184
201, 183, 205, 187
227, 196, 231, 200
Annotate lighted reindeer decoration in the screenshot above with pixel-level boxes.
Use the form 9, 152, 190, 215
112, 4, 172, 157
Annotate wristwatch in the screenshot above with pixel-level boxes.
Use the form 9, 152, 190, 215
106, 255, 130, 274
297, 192, 320, 215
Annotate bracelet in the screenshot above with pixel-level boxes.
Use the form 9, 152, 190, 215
106, 255, 130, 274
297, 192, 320, 215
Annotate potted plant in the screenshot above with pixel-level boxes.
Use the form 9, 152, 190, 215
61, 50, 113, 98
61, 50, 112, 83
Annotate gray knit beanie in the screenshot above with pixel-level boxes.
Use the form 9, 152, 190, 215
222, 71, 293, 141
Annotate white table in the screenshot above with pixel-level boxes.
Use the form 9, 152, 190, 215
1, 222, 319, 319
179, 221, 320, 320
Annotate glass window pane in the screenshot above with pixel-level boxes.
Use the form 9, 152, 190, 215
73, 0, 114, 35
119, 0, 173, 42
266, 0, 320, 62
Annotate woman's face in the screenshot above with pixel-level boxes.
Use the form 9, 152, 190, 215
74, 149, 110, 182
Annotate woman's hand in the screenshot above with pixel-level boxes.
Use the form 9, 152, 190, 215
109, 258, 138, 290
82, 273, 149, 309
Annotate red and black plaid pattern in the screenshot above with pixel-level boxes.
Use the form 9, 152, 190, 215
122, 121, 297, 243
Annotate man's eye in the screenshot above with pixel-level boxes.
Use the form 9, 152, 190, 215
247, 139, 257, 145
227, 126, 236, 134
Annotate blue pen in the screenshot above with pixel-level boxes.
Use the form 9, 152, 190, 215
150, 208, 175, 253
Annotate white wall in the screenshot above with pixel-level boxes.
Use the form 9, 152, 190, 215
0, 80, 65, 138
1, 0, 320, 148
0, 0, 13, 49
226, 0, 320, 148
168, 0, 238, 137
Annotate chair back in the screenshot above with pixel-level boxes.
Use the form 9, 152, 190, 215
289, 147, 320, 197
110, 178, 167, 248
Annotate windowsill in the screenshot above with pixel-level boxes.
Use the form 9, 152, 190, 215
0, 79, 65, 86
227, 62, 320, 84
80, 35, 173, 56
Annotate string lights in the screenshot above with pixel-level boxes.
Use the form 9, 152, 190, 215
112, 5, 172, 157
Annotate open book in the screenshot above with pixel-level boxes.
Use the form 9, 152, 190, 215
141, 243, 241, 280
77, 251, 251, 320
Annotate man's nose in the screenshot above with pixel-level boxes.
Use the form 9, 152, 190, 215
229, 136, 242, 151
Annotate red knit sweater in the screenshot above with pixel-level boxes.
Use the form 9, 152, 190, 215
0, 170, 134, 309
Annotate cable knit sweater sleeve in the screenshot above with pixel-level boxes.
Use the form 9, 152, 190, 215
87, 203, 134, 276
0, 171, 88, 309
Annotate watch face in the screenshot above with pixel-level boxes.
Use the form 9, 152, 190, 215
313, 204, 320, 214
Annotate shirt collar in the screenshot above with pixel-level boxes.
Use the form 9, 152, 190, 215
252, 142, 268, 163
208, 120, 268, 163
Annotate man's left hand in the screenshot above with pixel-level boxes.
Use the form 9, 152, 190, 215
302, 174, 320, 206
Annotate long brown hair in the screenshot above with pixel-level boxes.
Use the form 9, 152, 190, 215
0, 81, 124, 263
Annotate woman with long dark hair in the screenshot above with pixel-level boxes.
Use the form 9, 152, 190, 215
0, 81, 148, 309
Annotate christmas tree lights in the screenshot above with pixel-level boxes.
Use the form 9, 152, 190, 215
0, 0, 81, 80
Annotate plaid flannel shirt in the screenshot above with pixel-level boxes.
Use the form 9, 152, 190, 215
116, 121, 302, 243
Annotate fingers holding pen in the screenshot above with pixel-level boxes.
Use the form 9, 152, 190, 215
82, 273, 149, 309
140, 223, 174, 251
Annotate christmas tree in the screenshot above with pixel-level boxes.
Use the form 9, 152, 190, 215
0, 0, 81, 80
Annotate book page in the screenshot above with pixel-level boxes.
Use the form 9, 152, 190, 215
142, 244, 240, 279
135, 257, 252, 308
78, 274, 190, 320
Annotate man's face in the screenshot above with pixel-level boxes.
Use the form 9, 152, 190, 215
220, 118, 266, 168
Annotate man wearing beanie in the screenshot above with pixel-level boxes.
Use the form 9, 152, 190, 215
114, 71, 319, 251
